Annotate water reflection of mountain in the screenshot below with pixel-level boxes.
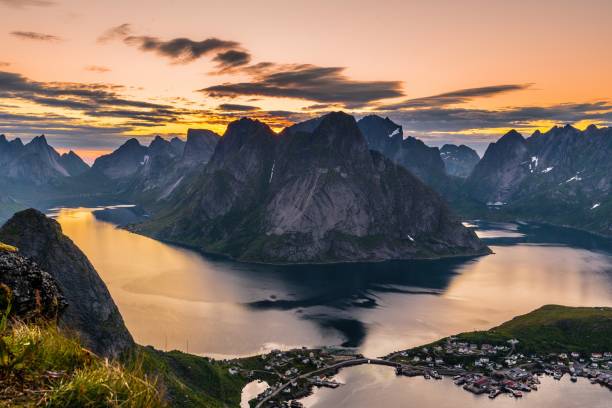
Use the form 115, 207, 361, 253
238, 257, 479, 348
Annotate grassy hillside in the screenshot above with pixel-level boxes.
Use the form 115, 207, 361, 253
450, 305, 612, 353
0, 320, 164, 407
138, 347, 247, 408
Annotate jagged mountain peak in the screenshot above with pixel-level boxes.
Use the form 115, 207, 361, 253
121, 137, 143, 149
498, 129, 525, 143
187, 128, 220, 141
149, 135, 167, 146
29, 134, 49, 146
220, 117, 277, 149
586, 124, 599, 132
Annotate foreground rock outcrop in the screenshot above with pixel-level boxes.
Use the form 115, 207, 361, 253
0, 247, 66, 319
133, 112, 490, 263
0, 209, 133, 358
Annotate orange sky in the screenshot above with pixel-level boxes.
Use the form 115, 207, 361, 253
1, 0, 611, 158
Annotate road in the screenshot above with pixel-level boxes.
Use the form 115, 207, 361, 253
254, 358, 400, 408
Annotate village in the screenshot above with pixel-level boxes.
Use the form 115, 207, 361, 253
389, 336, 612, 398
227, 338, 611, 407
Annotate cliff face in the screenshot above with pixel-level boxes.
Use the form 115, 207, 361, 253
0, 209, 133, 358
133, 113, 489, 263
440, 144, 480, 178
357, 115, 447, 186
465, 126, 612, 235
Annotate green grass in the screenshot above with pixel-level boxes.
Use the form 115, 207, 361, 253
440, 305, 612, 354
0, 319, 165, 407
137, 347, 247, 408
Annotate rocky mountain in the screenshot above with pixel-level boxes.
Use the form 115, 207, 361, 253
90, 138, 149, 180
132, 112, 489, 263
356, 115, 447, 186
465, 125, 612, 236
440, 144, 480, 178
0, 209, 134, 358
87, 130, 220, 204
0, 135, 89, 185
182, 128, 219, 166
59, 150, 90, 176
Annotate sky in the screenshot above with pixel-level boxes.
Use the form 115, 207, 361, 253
1, 0, 612, 161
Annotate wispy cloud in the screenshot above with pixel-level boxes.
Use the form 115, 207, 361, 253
212, 50, 251, 73
0, 0, 55, 8
201, 63, 404, 108
97, 23, 132, 44
377, 101, 612, 134
379, 84, 532, 110
10, 31, 61, 41
85, 65, 111, 73
217, 103, 260, 112
0, 70, 181, 125
0, 62, 10, 67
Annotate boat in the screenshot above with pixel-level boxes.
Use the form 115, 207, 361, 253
511, 389, 523, 398
570, 375, 577, 383
488, 389, 501, 399
424, 373, 431, 380
553, 372, 563, 380
454, 378, 465, 386
529, 383, 538, 391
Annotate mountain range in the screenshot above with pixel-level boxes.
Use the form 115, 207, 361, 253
465, 125, 611, 235
130, 112, 489, 263
0, 134, 89, 186
1, 113, 610, 248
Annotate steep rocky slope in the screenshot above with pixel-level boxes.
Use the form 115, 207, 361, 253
440, 144, 480, 178
0, 135, 89, 185
356, 115, 447, 186
132, 113, 489, 263
465, 125, 612, 235
0, 209, 133, 357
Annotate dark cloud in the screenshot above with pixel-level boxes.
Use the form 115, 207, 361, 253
217, 103, 260, 112
201, 63, 403, 108
0, 0, 55, 8
85, 65, 111, 73
212, 50, 251, 73
379, 84, 532, 109
303, 103, 336, 111
0, 70, 184, 125
377, 101, 612, 134
97, 23, 132, 44
123, 35, 239, 63
10, 31, 61, 41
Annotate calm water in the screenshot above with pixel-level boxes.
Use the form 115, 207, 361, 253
52, 206, 612, 406
300, 365, 611, 408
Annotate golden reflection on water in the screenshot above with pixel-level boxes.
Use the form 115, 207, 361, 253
55, 207, 612, 359
55, 207, 333, 358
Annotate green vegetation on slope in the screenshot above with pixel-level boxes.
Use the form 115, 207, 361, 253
444, 305, 612, 354
138, 347, 247, 408
0, 311, 164, 407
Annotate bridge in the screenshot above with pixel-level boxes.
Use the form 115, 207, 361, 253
254, 358, 401, 408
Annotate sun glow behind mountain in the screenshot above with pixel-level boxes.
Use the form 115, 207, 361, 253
1, 0, 612, 159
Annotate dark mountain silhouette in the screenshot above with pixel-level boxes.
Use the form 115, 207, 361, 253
131, 112, 489, 263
